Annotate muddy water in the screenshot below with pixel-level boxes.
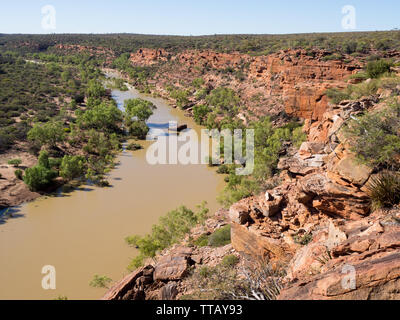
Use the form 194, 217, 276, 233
0, 85, 224, 300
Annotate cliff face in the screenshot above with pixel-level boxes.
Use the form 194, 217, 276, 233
130, 48, 361, 121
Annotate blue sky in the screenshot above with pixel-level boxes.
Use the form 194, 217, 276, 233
0, 0, 399, 35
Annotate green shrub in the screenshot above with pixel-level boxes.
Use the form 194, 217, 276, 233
28, 121, 65, 148
60, 155, 86, 180
125, 203, 209, 270
192, 234, 209, 247
193, 105, 211, 125
208, 225, 231, 247
127, 142, 143, 151
326, 88, 351, 104
366, 59, 393, 78
192, 78, 205, 89
77, 102, 123, 133
8, 158, 22, 167
220, 254, 239, 267
367, 172, 400, 210
124, 98, 154, 121
23, 165, 57, 191
171, 89, 190, 108
343, 103, 400, 168
129, 120, 149, 140
293, 233, 313, 246
89, 275, 112, 289
206, 87, 240, 116
14, 169, 23, 180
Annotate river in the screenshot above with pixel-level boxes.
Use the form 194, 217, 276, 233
0, 82, 224, 300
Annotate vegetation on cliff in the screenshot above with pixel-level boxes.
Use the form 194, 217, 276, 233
125, 203, 209, 270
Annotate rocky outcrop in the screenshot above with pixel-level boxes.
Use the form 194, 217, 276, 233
278, 209, 400, 300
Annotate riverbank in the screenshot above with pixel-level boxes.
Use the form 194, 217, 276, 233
0, 80, 224, 300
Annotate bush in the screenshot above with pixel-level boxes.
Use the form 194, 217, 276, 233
89, 275, 112, 289
28, 121, 65, 148
8, 158, 22, 167
60, 155, 86, 180
129, 120, 149, 140
14, 169, 23, 180
192, 234, 209, 247
367, 172, 400, 210
127, 142, 143, 151
343, 103, 400, 168
125, 203, 209, 270
366, 59, 393, 78
326, 88, 351, 104
193, 105, 211, 125
124, 98, 154, 121
77, 102, 123, 133
23, 165, 57, 191
206, 87, 240, 116
220, 254, 239, 267
208, 225, 231, 247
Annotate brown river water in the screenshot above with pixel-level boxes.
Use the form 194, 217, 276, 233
0, 82, 224, 300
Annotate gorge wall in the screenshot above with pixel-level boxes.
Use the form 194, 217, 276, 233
130, 48, 361, 122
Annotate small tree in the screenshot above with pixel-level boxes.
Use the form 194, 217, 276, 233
124, 98, 154, 121
89, 275, 112, 289
366, 59, 393, 79
23, 165, 57, 191
129, 120, 149, 140
60, 155, 86, 180
8, 158, 22, 167
28, 121, 65, 148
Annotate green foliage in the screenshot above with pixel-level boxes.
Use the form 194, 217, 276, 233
206, 87, 240, 116
217, 118, 305, 206
193, 104, 211, 125
291, 127, 307, 148
367, 172, 400, 210
293, 233, 313, 246
8, 158, 22, 167
326, 88, 351, 104
23, 165, 57, 191
343, 103, 400, 168
208, 225, 231, 247
86, 79, 106, 99
77, 102, 123, 133
14, 169, 23, 180
60, 155, 86, 180
124, 98, 154, 121
89, 275, 112, 289
125, 203, 209, 270
192, 234, 209, 247
128, 120, 149, 140
38, 150, 50, 168
220, 254, 239, 268
28, 121, 65, 148
171, 89, 190, 108
366, 59, 393, 79
192, 77, 205, 89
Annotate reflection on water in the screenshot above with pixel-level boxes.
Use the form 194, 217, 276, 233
0, 83, 224, 300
